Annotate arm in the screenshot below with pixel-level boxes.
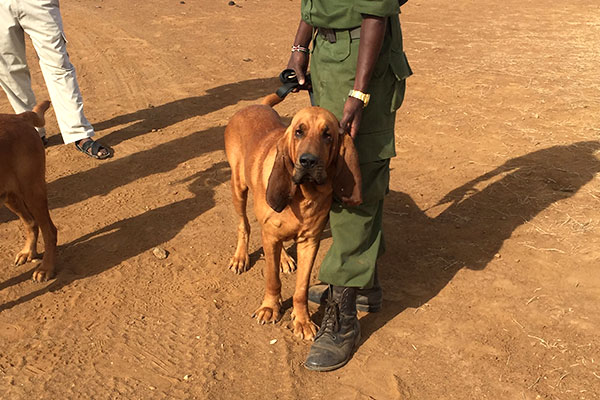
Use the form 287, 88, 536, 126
287, 20, 313, 86
340, 15, 387, 138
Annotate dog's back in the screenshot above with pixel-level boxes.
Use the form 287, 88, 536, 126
224, 102, 286, 194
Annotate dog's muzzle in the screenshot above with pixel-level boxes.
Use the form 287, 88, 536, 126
293, 153, 327, 185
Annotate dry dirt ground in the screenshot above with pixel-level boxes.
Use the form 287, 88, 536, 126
1, 0, 600, 399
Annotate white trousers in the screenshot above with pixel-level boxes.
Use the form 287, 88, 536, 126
0, 0, 94, 144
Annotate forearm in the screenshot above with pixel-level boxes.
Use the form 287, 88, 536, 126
292, 20, 313, 47
354, 16, 387, 92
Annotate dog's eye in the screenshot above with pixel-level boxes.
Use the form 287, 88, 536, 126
322, 129, 332, 141
295, 129, 304, 138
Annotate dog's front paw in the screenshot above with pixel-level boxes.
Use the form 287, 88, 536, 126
32, 262, 54, 282
227, 253, 249, 274
291, 309, 318, 340
14, 249, 38, 266
252, 303, 282, 325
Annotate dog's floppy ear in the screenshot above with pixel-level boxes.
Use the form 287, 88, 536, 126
333, 132, 362, 206
266, 136, 296, 212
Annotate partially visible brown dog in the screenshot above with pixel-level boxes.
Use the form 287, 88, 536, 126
224, 93, 362, 340
0, 101, 57, 282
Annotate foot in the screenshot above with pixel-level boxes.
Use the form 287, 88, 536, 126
308, 282, 382, 313
14, 249, 39, 266
304, 286, 361, 372
291, 308, 318, 340
32, 262, 55, 282
75, 138, 113, 159
252, 297, 282, 325
280, 248, 297, 274
227, 252, 250, 274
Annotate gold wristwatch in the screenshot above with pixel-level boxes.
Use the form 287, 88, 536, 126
348, 89, 370, 107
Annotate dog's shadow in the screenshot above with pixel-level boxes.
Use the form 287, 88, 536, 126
0, 161, 230, 312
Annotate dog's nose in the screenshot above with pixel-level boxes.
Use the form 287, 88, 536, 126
299, 153, 318, 169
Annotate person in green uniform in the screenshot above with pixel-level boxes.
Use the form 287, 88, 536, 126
286, 0, 412, 371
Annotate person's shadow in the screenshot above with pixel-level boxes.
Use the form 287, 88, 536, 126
84, 77, 280, 147
350, 140, 600, 341
0, 76, 278, 224
0, 161, 229, 312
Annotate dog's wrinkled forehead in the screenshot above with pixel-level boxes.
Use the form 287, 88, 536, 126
290, 106, 340, 134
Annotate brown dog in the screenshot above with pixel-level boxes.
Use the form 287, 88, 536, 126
0, 101, 57, 282
224, 94, 362, 340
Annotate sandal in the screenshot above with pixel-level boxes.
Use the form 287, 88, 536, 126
75, 138, 113, 160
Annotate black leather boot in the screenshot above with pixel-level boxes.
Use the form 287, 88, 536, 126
304, 286, 361, 372
308, 269, 382, 313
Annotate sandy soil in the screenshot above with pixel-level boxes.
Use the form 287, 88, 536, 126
1, 0, 600, 398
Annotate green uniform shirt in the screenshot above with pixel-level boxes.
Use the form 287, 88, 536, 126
301, 0, 400, 28
302, 0, 411, 164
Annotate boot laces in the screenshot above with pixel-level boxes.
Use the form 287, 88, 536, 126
316, 297, 340, 340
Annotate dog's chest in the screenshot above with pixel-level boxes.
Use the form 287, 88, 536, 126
264, 197, 329, 240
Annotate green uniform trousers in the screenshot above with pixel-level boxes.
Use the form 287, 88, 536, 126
310, 18, 409, 289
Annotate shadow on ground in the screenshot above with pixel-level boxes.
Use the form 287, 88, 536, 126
358, 140, 600, 342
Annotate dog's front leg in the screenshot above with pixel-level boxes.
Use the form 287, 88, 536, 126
290, 238, 320, 340
252, 232, 282, 324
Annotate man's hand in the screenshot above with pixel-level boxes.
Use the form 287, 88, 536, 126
339, 96, 364, 139
287, 20, 313, 91
286, 51, 309, 89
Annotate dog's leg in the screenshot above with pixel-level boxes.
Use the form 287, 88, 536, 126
252, 233, 282, 324
290, 238, 320, 340
21, 185, 57, 282
4, 193, 40, 266
280, 246, 297, 274
227, 174, 251, 274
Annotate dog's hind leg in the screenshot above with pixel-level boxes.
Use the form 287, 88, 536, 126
4, 193, 40, 266
227, 172, 251, 274
280, 246, 297, 274
252, 233, 282, 324
21, 184, 57, 282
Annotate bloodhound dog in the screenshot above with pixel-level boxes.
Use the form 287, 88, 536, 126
0, 101, 57, 282
224, 94, 362, 340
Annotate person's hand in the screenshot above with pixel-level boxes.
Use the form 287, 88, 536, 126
339, 96, 364, 139
286, 51, 309, 91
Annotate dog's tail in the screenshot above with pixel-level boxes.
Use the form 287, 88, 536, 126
261, 93, 285, 108
22, 101, 51, 127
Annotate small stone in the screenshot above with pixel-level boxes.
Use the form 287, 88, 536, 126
152, 247, 169, 259
242, 57, 252, 62
183, 374, 190, 381
180, 1, 186, 4
228, 1, 236, 5
269, 339, 277, 345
